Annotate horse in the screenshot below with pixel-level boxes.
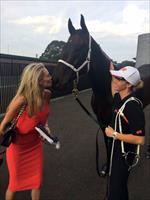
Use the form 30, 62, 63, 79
52, 15, 150, 175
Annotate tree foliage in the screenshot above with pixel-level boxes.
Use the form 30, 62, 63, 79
40, 40, 66, 62
120, 60, 135, 66
40, 40, 136, 67
115, 60, 136, 69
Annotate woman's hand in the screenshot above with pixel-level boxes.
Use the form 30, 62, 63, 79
105, 126, 115, 138
45, 124, 51, 135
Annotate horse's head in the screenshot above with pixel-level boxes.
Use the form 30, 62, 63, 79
52, 15, 91, 91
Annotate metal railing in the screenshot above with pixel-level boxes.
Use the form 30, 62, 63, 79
0, 54, 57, 115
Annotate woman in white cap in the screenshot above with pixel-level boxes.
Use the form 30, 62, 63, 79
105, 66, 145, 200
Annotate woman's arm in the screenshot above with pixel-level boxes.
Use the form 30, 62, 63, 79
44, 90, 52, 134
105, 126, 145, 145
115, 132, 144, 145
0, 96, 25, 135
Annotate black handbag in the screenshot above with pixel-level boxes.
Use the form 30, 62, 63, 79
1, 125, 17, 147
0, 106, 25, 147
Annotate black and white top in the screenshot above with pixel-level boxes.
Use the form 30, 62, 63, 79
110, 92, 145, 154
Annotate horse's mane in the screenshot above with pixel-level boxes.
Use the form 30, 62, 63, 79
92, 38, 112, 62
88, 37, 112, 98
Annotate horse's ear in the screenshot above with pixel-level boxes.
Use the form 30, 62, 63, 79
80, 14, 89, 33
68, 18, 75, 35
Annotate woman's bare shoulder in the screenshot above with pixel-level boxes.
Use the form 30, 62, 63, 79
9, 95, 26, 108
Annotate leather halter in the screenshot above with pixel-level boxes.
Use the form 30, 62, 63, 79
58, 34, 92, 83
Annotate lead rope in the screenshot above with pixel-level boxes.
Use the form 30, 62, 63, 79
106, 107, 119, 199
72, 80, 107, 177
108, 108, 119, 176
120, 97, 142, 170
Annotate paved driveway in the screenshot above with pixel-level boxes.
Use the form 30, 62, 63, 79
0, 90, 150, 200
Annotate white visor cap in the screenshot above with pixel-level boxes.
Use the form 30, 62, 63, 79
110, 66, 141, 86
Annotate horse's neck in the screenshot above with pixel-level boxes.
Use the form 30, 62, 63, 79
89, 39, 112, 102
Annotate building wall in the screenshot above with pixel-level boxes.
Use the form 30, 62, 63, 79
135, 33, 150, 144
136, 33, 150, 68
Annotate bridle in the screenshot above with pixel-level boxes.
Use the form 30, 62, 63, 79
57, 33, 105, 128
57, 33, 100, 124
58, 34, 92, 83
57, 33, 106, 177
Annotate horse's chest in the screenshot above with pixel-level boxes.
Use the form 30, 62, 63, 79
91, 93, 112, 124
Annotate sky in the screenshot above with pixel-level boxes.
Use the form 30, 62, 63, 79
0, 0, 149, 62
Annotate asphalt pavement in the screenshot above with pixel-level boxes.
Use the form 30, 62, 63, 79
0, 90, 150, 200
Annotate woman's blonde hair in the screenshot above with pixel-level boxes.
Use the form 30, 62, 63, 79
15, 63, 46, 116
132, 80, 144, 91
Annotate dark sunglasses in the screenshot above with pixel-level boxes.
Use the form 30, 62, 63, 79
114, 76, 126, 81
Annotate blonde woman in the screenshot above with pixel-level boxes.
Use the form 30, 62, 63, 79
0, 63, 52, 200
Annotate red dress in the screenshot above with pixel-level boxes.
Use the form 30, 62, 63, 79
6, 103, 50, 191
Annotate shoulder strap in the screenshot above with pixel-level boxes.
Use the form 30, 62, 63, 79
109, 96, 142, 174
11, 105, 26, 128
117, 97, 142, 163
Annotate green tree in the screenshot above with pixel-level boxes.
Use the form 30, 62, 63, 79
121, 60, 135, 67
40, 40, 66, 62
115, 60, 136, 69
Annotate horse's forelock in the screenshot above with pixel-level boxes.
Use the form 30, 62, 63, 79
69, 29, 89, 44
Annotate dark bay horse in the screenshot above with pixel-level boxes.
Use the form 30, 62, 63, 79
52, 15, 150, 174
